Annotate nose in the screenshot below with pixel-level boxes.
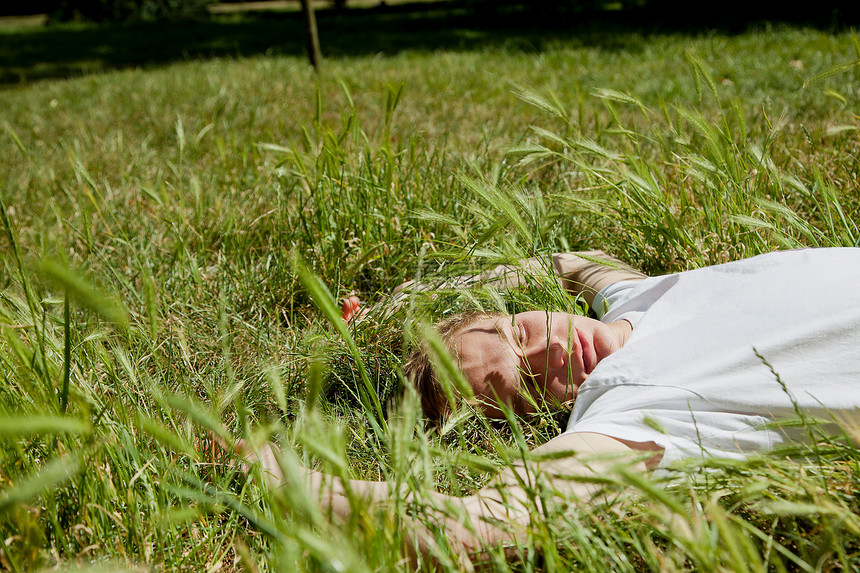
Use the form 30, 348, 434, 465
547, 339, 568, 369
525, 336, 568, 372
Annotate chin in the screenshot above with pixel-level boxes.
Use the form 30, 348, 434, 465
548, 385, 576, 404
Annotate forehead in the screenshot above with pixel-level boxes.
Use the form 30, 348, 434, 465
456, 316, 511, 359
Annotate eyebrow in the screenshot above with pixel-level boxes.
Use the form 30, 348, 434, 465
468, 319, 512, 344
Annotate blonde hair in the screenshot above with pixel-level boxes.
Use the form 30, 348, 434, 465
403, 311, 504, 421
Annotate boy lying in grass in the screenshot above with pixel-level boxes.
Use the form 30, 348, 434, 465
241, 248, 860, 560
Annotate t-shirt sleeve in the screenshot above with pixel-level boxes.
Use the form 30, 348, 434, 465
593, 275, 680, 329
592, 280, 643, 320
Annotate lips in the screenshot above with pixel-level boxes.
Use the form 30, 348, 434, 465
576, 327, 594, 374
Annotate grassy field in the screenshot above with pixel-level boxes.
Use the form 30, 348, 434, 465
1, 6, 860, 571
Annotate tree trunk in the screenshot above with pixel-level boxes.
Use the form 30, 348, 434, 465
299, 0, 322, 71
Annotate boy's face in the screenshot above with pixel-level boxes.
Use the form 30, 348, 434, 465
454, 311, 622, 417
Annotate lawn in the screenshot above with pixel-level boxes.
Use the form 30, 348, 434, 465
1, 5, 859, 571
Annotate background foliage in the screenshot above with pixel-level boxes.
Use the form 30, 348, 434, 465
47, 0, 213, 22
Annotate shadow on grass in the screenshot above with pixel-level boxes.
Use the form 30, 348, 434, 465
2, 0, 858, 85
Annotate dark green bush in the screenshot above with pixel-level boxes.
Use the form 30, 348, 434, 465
464, 0, 643, 18
48, 0, 213, 23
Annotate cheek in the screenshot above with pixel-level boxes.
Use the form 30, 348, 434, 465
589, 322, 614, 355
475, 363, 522, 405
547, 378, 575, 401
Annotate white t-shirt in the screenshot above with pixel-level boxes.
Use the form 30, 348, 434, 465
566, 248, 860, 467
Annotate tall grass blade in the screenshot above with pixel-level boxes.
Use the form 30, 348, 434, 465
290, 252, 387, 438
802, 58, 860, 89
0, 416, 90, 436
417, 321, 474, 412
513, 86, 568, 119
265, 366, 288, 415
170, 480, 287, 544
3, 121, 27, 155
0, 191, 41, 331
685, 49, 720, 102
38, 259, 129, 330
136, 415, 197, 459
0, 456, 79, 515
592, 88, 652, 116
457, 173, 533, 246
60, 291, 71, 413
175, 114, 186, 157
162, 393, 229, 442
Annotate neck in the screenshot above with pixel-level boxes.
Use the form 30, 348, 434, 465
608, 319, 633, 350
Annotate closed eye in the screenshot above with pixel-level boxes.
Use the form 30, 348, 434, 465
515, 323, 527, 347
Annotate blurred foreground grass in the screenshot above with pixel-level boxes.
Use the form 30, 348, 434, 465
0, 20, 859, 571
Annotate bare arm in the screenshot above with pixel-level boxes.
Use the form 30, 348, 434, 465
242, 432, 660, 560
343, 251, 646, 322
473, 251, 647, 308
452, 431, 661, 552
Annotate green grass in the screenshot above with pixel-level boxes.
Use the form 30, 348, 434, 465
1, 14, 860, 571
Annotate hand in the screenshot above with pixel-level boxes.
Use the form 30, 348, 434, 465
341, 295, 362, 323
226, 440, 335, 507
208, 433, 288, 489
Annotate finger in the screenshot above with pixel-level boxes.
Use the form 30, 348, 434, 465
341, 296, 361, 322
341, 298, 354, 322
